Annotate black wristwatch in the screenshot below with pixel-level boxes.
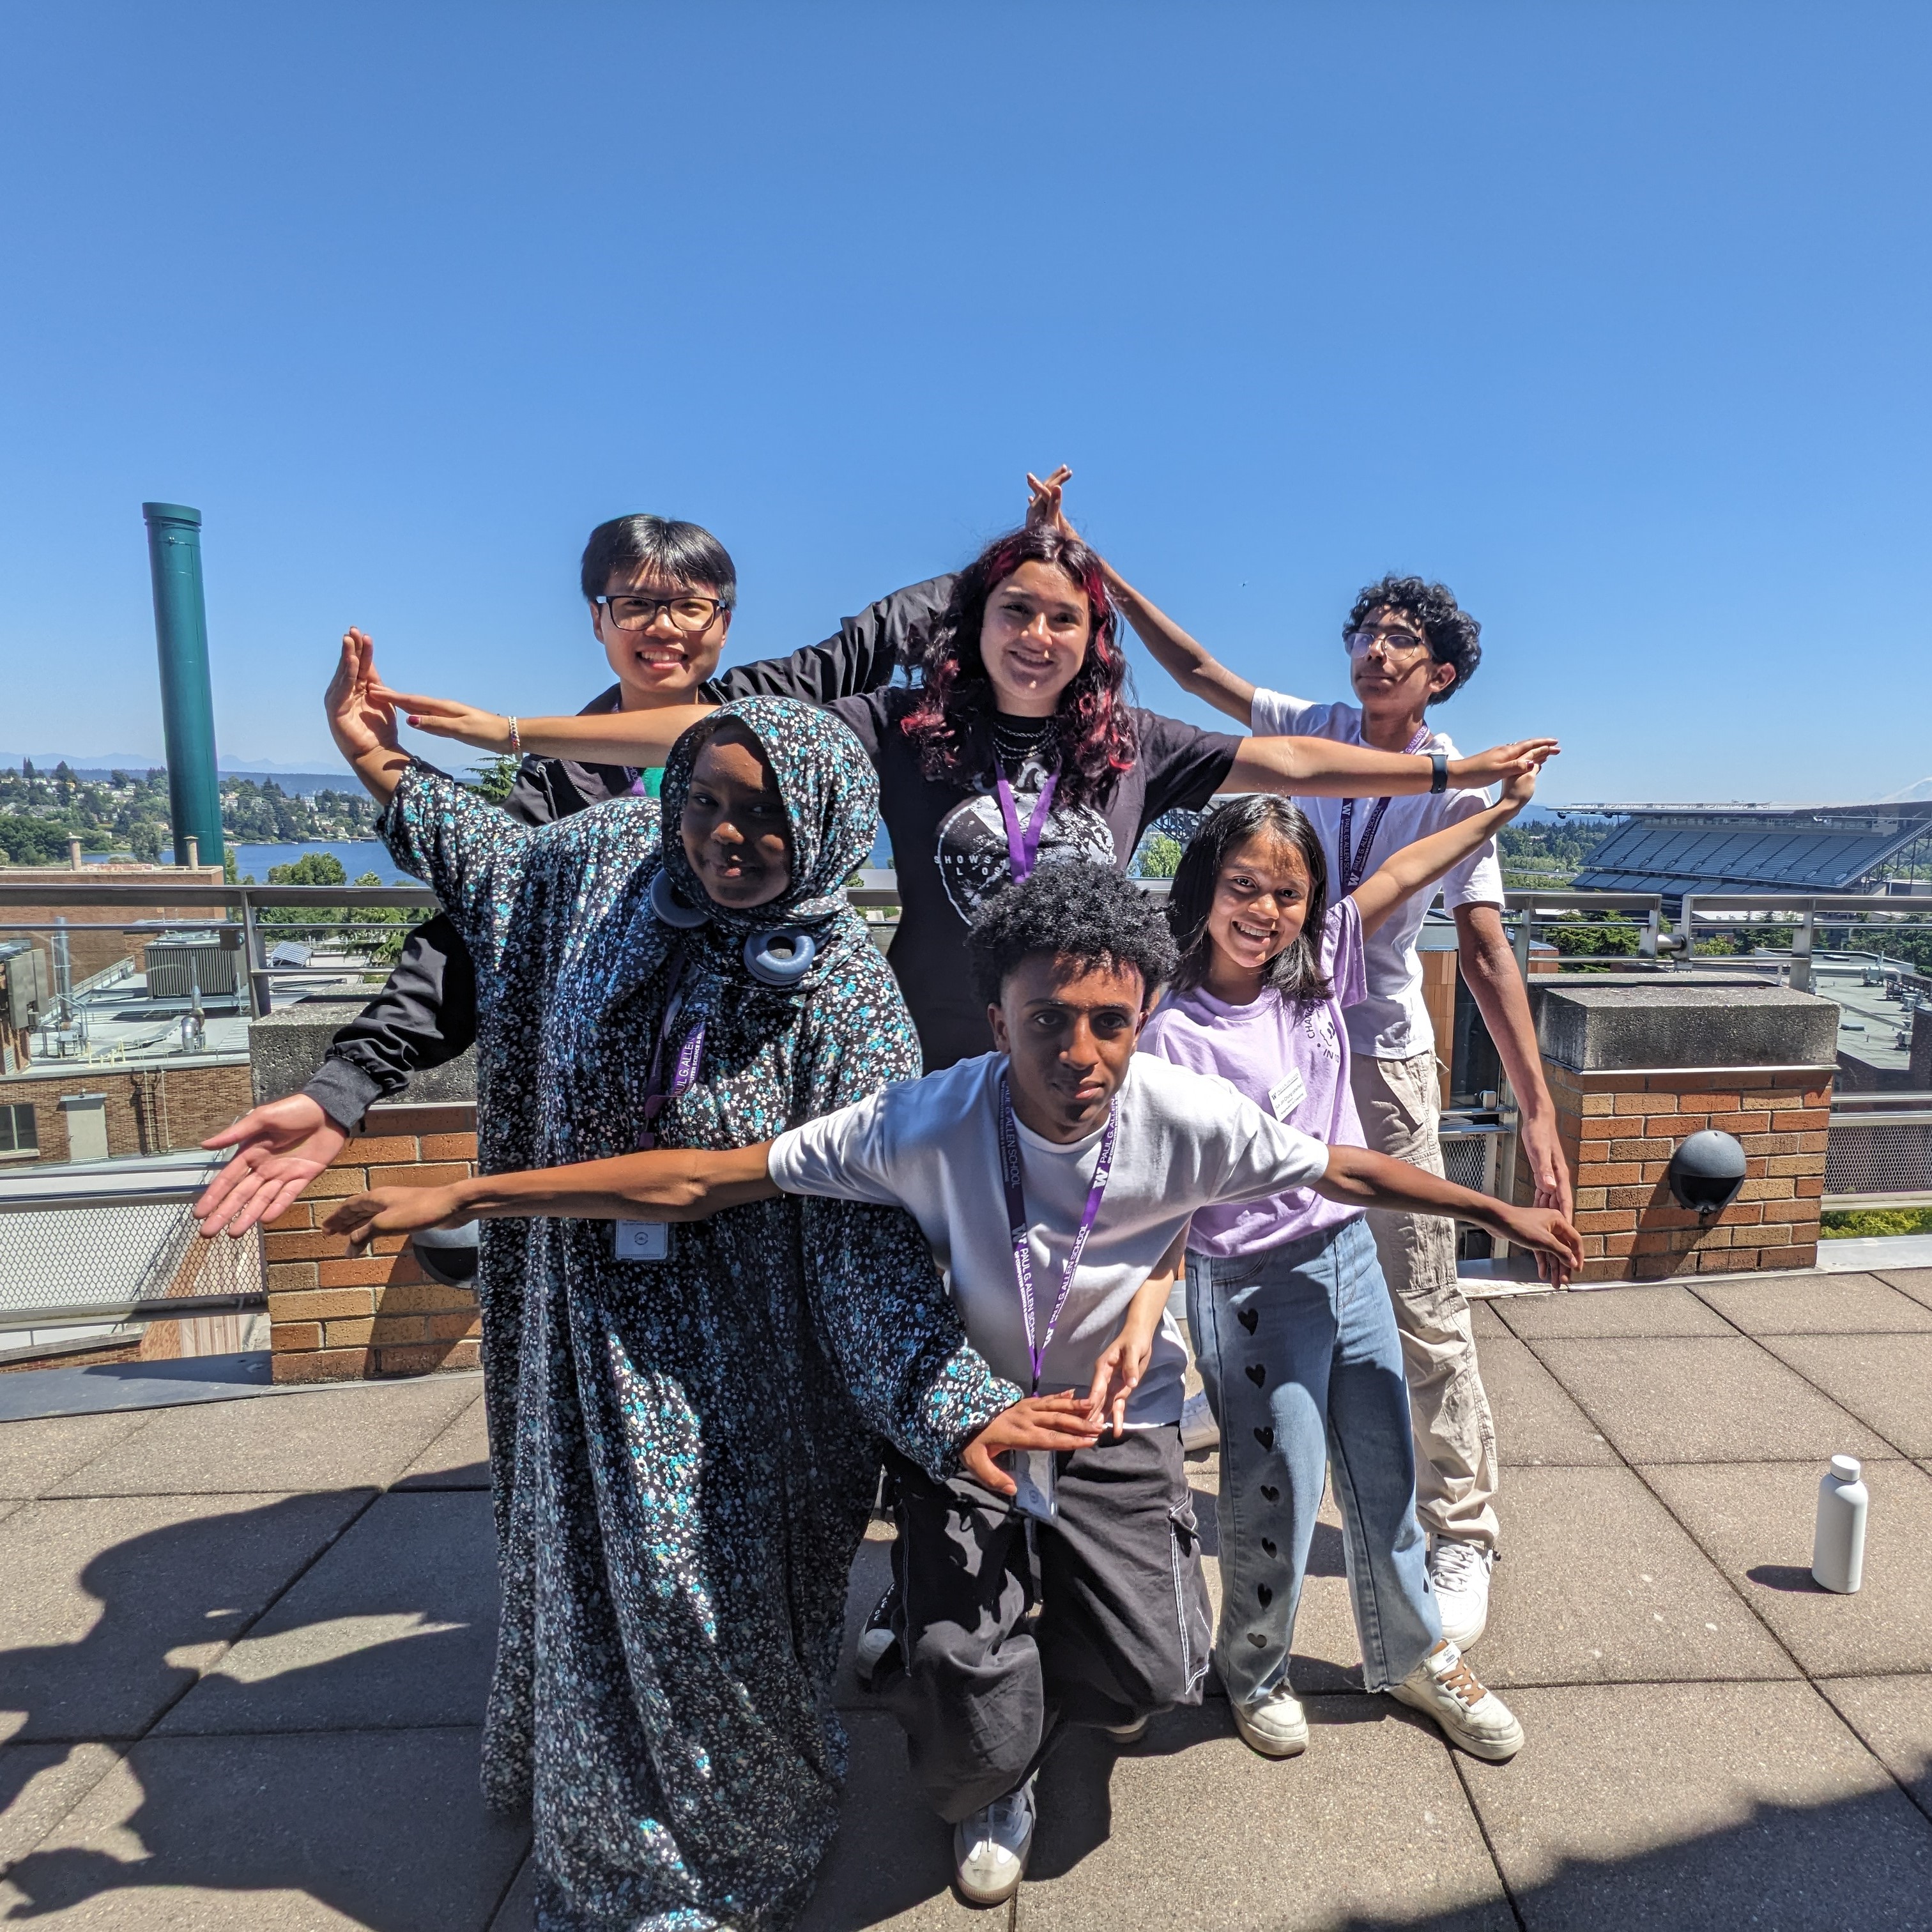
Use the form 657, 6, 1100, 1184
1430, 750, 1448, 794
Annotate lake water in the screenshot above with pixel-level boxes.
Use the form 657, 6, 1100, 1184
228, 841, 416, 885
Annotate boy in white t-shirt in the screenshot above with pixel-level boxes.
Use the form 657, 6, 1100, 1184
1087, 546, 1572, 1654
351, 864, 1579, 1905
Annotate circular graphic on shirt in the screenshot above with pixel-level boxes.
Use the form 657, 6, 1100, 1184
936, 773, 1116, 922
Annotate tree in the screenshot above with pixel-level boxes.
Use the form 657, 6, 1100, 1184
130, 822, 164, 863
1135, 832, 1183, 880
466, 755, 522, 804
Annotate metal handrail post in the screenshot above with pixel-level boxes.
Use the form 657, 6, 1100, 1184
238, 887, 268, 1019
1790, 904, 1816, 992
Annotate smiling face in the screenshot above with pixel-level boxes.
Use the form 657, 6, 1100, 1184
1202, 832, 1312, 997
678, 723, 791, 909
594, 567, 733, 709
989, 951, 1147, 1142
978, 560, 1094, 717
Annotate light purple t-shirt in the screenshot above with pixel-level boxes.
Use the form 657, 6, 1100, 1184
1140, 897, 1369, 1258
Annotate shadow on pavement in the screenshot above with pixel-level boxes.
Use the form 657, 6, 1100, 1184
0, 1491, 524, 1929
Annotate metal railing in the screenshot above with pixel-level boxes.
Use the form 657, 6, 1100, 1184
1823, 1091, 1932, 1208
0, 1162, 264, 1328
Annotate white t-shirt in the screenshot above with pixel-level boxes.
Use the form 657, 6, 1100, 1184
767, 1052, 1329, 1426
1250, 689, 1505, 1062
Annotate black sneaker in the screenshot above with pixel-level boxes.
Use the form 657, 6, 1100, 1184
854, 1586, 899, 1689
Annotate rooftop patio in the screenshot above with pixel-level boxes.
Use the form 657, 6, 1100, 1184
1, 1264, 1929, 1930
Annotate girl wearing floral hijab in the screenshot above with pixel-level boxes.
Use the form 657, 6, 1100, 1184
309, 636, 1095, 1931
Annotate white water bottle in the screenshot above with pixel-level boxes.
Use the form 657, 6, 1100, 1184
1812, 1455, 1867, 1594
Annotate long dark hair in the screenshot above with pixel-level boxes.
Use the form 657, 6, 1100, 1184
900, 525, 1137, 809
1167, 795, 1334, 1005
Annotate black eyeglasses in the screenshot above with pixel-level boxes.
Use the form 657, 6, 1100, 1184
595, 593, 726, 634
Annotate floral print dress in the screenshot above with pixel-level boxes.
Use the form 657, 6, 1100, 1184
378, 698, 1020, 1931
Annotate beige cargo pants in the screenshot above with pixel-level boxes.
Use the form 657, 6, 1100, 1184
1348, 1050, 1501, 1554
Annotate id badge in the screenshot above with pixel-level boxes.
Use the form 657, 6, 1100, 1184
1268, 1068, 1307, 1121
1004, 1447, 1059, 1522
614, 1220, 671, 1262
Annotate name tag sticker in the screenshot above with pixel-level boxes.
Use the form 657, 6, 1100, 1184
1268, 1069, 1308, 1120
615, 1220, 671, 1262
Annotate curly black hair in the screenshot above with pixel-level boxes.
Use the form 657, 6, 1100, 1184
1347, 574, 1481, 705
967, 862, 1179, 1010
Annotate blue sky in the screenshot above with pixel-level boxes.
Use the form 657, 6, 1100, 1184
4, 3, 1928, 805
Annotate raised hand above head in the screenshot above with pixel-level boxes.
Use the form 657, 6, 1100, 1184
327, 629, 413, 802
1025, 464, 1077, 541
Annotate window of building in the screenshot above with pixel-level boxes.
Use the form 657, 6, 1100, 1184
0, 1102, 39, 1156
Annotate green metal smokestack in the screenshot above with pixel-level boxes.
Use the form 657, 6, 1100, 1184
142, 502, 224, 868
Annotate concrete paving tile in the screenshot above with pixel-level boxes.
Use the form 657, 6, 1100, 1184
158, 1491, 500, 1734
1529, 1337, 1894, 1463
0, 1726, 527, 1928
1644, 1460, 1932, 1676
1469, 1300, 1513, 1339
0, 1413, 155, 1501
1820, 1675, 1932, 1816
0, 1490, 371, 1743
1694, 1271, 1932, 1335
1021, 1699, 1512, 1931
1756, 1333, 1932, 1457
796, 1712, 993, 1931
392, 1391, 492, 1489
1460, 1682, 1932, 1931
43, 1379, 480, 1497
1874, 1267, 1932, 1312
1475, 1465, 1793, 1688
1498, 1285, 1735, 1340
0, 1744, 119, 1874
1481, 1336, 1620, 1468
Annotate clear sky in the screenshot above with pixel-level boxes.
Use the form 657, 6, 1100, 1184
4, 3, 1928, 805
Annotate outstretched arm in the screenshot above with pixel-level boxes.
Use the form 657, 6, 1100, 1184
319, 1144, 781, 1252
374, 692, 716, 769
1084, 1223, 1188, 1438
1349, 765, 1537, 939
1026, 467, 1255, 726
1313, 1145, 1581, 1286
1224, 732, 1558, 800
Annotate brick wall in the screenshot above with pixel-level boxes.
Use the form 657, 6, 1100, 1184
1531, 1062, 1832, 1283
0, 1061, 253, 1163
264, 1100, 482, 1383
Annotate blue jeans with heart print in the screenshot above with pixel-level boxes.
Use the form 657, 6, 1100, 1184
1186, 1213, 1441, 1706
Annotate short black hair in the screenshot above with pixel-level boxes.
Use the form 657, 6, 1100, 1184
967, 862, 1178, 1009
580, 514, 738, 609
1347, 574, 1480, 704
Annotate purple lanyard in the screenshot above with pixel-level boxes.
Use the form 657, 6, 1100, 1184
997, 1073, 1117, 1392
637, 955, 706, 1151
993, 770, 1058, 883
1335, 726, 1432, 893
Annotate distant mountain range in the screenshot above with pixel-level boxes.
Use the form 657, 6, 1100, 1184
1, 751, 348, 776
3, 754, 357, 797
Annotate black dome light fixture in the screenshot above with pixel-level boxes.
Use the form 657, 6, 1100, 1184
1667, 1130, 1747, 1218
410, 1220, 480, 1289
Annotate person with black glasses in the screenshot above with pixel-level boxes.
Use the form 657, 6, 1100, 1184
194, 512, 953, 1237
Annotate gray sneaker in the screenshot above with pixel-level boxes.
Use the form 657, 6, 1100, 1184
1180, 1390, 1220, 1453
1231, 1686, 1308, 1758
954, 1777, 1036, 1905
1390, 1641, 1522, 1761
1428, 1538, 1495, 1648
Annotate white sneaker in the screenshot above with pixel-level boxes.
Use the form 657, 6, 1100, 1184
953, 1777, 1036, 1906
1231, 1686, 1308, 1758
1180, 1390, 1220, 1453
1428, 1538, 1494, 1648
1101, 1715, 1150, 1744
1390, 1641, 1523, 1761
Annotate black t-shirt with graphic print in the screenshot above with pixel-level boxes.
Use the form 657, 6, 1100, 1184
828, 689, 1241, 1070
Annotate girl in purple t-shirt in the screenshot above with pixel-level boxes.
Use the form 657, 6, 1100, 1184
1138, 774, 1532, 1760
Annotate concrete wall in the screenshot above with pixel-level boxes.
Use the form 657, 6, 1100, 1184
248, 999, 477, 1108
